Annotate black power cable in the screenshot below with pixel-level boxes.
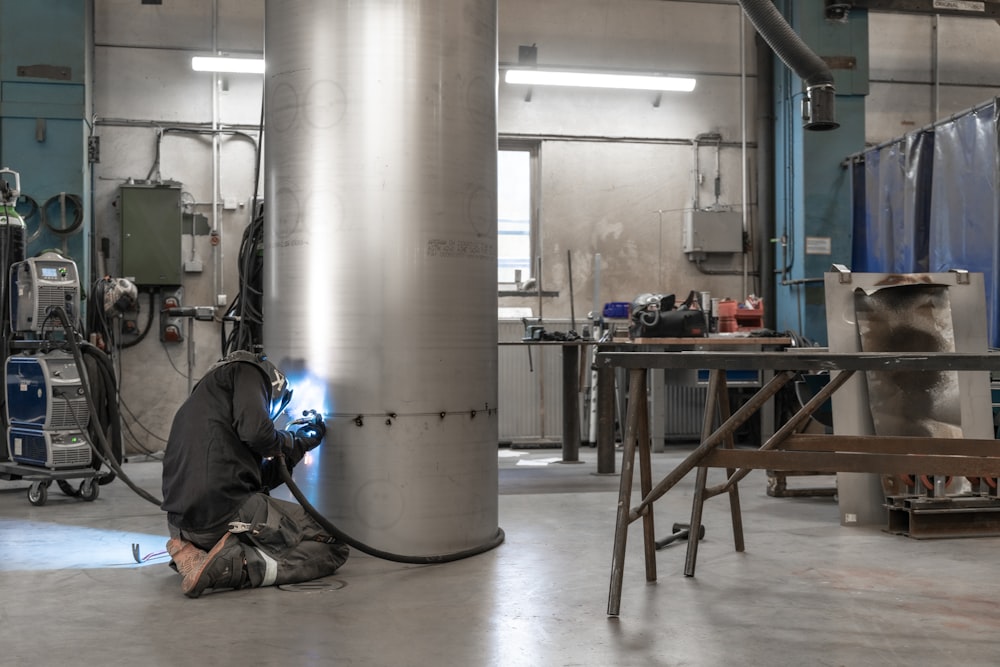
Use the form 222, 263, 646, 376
276, 455, 505, 564
50, 305, 162, 506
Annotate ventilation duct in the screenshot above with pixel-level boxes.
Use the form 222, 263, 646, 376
739, 0, 838, 130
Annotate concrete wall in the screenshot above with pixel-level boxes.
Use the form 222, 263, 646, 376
85, 0, 1000, 453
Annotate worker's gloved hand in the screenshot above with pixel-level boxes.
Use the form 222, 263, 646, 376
294, 418, 326, 451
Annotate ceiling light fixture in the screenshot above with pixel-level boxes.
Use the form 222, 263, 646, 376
504, 69, 696, 92
191, 56, 265, 74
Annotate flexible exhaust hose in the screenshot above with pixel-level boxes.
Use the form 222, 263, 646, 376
278, 459, 505, 564
739, 0, 832, 89
739, 0, 838, 130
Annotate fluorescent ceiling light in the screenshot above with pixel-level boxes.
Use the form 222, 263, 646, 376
505, 69, 696, 92
191, 56, 264, 74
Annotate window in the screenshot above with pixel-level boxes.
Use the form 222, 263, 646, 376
497, 140, 538, 285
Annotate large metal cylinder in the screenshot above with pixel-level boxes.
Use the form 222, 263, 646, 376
263, 0, 499, 555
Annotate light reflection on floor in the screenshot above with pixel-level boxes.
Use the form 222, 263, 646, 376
0, 518, 168, 571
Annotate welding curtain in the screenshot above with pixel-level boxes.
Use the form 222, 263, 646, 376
851, 99, 1000, 348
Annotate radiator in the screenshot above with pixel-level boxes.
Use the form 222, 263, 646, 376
498, 319, 574, 443
663, 384, 708, 440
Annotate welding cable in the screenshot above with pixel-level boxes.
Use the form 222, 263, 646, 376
41, 193, 85, 235
79, 341, 125, 484
15, 194, 42, 244
51, 305, 163, 506
276, 457, 505, 564
120, 289, 157, 349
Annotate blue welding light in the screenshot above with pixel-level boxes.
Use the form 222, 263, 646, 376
282, 372, 332, 422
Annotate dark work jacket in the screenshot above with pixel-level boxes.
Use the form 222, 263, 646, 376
161, 361, 300, 534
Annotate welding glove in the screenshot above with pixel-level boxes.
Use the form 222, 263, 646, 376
294, 418, 327, 452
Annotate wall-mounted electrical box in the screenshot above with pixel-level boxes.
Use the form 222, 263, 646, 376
119, 184, 182, 285
682, 209, 743, 256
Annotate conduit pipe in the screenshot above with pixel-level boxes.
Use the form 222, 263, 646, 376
738, 0, 838, 130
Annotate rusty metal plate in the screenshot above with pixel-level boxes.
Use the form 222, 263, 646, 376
16, 64, 71, 81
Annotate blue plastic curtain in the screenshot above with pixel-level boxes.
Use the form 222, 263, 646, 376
852, 99, 999, 348
905, 130, 934, 273
850, 151, 872, 271
928, 102, 999, 348
851, 132, 933, 273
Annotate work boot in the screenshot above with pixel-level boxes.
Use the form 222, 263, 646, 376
181, 533, 249, 598
166, 537, 208, 579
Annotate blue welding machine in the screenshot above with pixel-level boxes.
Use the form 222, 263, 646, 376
6, 351, 90, 430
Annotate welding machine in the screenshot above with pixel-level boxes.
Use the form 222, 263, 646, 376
7, 426, 91, 469
9, 252, 80, 334
6, 351, 90, 430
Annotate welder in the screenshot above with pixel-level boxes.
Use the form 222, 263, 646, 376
160, 350, 348, 597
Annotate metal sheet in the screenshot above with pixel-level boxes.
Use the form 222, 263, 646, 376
825, 270, 994, 526
855, 281, 962, 439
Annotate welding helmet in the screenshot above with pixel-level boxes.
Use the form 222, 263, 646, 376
208, 350, 293, 420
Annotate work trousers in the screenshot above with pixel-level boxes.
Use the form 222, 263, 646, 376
169, 493, 349, 588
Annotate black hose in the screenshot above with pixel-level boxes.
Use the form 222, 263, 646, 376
80, 341, 124, 484
277, 458, 505, 564
51, 305, 162, 506
121, 289, 156, 349
738, 0, 838, 130
41, 193, 85, 235
739, 0, 832, 89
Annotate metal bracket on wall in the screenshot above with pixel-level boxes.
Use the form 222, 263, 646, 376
88, 136, 100, 164
949, 268, 971, 285
831, 263, 852, 284
16, 64, 71, 81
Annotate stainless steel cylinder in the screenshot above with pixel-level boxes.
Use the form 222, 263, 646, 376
263, 0, 499, 555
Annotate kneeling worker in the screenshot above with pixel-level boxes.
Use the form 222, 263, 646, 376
161, 351, 348, 597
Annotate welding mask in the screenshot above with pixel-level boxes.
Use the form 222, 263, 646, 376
208, 351, 293, 420
263, 361, 293, 420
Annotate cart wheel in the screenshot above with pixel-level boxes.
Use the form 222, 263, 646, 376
27, 482, 48, 506
80, 478, 99, 502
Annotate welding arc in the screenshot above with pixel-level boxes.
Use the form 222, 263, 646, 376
277, 460, 505, 564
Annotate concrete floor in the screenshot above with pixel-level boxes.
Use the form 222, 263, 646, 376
2, 446, 1000, 666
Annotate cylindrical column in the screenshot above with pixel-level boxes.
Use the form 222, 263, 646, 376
264, 0, 499, 555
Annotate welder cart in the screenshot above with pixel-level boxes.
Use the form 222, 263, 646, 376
0, 461, 101, 506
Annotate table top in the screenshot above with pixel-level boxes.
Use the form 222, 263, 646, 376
596, 350, 1000, 372
499, 336, 793, 347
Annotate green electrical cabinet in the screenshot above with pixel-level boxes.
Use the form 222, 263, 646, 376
120, 184, 182, 286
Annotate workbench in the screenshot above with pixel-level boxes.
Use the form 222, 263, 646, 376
598, 349, 1000, 616
593, 336, 792, 474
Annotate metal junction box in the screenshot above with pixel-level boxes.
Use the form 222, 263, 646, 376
682, 209, 743, 254
119, 184, 182, 285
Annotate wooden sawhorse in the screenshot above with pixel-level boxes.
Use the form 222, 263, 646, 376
599, 350, 1000, 616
